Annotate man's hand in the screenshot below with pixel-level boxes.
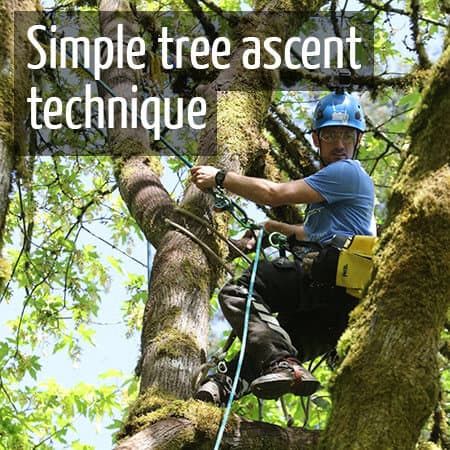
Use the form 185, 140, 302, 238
244, 220, 305, 251
243, 221, 274, 251
190, 165, 220, 191
243, 228, 258, 251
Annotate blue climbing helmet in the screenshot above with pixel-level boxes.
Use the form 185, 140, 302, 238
312, 92, 366, 132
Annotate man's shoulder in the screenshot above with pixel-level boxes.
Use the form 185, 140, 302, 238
327, 159, 361, 169
317, 160, 373, 194
319, 159, 364, 177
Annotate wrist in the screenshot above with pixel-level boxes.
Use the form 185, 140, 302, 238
215, 169, 228, 188
263, 220, 276, 233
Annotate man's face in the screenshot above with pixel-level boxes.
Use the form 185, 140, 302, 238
312, 126, 361, 165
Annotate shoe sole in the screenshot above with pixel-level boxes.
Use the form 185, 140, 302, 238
195, 390, 216, 404
194, 381, 223, 406
251, 373, 320, 399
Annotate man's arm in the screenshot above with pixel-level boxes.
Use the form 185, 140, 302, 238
264, 220, 305, 241
264, 220, 306, 241
190, 166, 323, 206
244, 220, 305, 251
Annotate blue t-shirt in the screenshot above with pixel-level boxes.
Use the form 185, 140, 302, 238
303, 160, 375, 243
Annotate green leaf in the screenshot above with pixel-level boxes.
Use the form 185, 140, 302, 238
106, 256, 124, 275
98, 369, 123, 379
398, 91, 421, 108
310, 394, 331, 409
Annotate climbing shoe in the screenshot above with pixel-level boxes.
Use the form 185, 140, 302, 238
250, 357, 320, 399
194, 373, 249, 407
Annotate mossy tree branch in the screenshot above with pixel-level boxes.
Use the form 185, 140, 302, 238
115, 416, 320, 450
409, 0, 432, 69
320, 39, 450, 450
279, 67, 433, 95
114, 388, 320, 449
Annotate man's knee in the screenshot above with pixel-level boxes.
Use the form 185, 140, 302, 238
218, 283, 249, 313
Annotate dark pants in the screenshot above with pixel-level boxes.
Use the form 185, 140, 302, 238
218, 257, 358, 384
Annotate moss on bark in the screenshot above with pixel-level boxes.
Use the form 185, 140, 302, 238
117, 387, 230, 444
151, 328, 200, 360
321, 43, 450, 450
0, 1, 40, 260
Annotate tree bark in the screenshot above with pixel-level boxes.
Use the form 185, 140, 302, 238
98, 1, 216, 399
115, 415, 320, 450
321, 42, 450, 450
107, 0, 330, 404
0, 1, 16, 258
0, 0, 38, 284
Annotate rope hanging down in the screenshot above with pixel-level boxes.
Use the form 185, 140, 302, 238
213, 225, 265, 450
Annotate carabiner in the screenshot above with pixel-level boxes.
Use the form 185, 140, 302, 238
268, 232, 288, 249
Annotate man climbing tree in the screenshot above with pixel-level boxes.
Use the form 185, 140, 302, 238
1, 1, 449, 448
191, 90, 376, 405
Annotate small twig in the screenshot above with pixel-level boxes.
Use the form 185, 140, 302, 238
280, 396, 294, 426
366, 115, 403, 153
175, 207, 251, 263
409, 0, 431, 69
0, 374, 18, 413
197, 0, 240, 25
183, 0, 219, 42
300, 395, 311, 427
81, 225, 147, 268
358, 0, 448, 27
165, 218, 234, 275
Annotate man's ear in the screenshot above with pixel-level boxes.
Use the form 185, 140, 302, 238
312, 131, 320, 147
357, 132, 363, 145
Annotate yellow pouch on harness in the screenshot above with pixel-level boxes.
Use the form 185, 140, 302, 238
335, 236, 377, 298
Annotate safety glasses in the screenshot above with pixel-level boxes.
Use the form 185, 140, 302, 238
319, 128, 357, 145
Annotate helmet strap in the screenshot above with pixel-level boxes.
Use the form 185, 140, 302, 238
318, 141, 327, 166
352, 131, 362, 159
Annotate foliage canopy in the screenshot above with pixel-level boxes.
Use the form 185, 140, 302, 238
0, 0, 448, 448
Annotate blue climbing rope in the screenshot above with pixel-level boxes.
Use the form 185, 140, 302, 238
213, 225, 265, 450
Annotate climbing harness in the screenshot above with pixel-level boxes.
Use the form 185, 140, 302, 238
275, 233, 378, 298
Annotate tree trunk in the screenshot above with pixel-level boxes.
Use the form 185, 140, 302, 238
100, 0, 328, 409
321, 42, 450, 450
140, 0, 328, 398
108, 0, 329, 446
0, 0, 38, 285
98, 1, 214, 400
0, 1, 15, 259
